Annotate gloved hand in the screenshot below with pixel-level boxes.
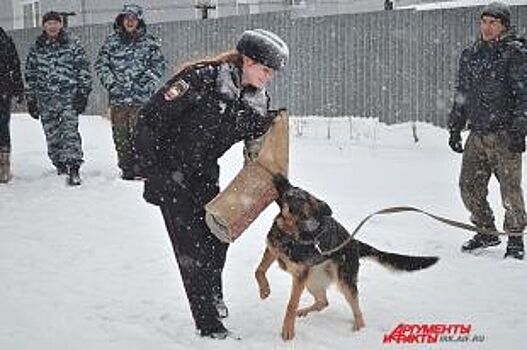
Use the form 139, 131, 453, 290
27, 100, 39, 120
448, 130, 463, 153
508, 117, 527, 153
15, 93, 24, 105
244, 136, 264, 161
266, 109, 281, 122
108, 82, 119, 95
507, 130, 526, 153
245, 109, 285, 161
73, 94, 88, 115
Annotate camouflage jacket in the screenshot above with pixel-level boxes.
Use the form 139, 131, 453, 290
95, 19, 166, 107
25, 30, 92, 105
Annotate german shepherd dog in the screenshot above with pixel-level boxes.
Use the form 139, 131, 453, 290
255, 175, 439, 341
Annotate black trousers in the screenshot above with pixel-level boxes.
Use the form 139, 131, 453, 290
160, 199, 229, 332
0, 96, 10, 151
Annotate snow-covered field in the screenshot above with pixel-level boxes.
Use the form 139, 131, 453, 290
1, 114, 526, 350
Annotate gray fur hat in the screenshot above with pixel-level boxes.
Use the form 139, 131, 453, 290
236, 29, 289, 70
481, 2, 511, 28
120, 4, 144, 21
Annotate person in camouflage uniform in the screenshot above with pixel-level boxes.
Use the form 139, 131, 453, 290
448, 2, 527, 260
95, 4, 166, 180
0, 26, 24, 183
25, 11, 92, 186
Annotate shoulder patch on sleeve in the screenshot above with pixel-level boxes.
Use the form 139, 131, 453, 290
164, 79, 190, 101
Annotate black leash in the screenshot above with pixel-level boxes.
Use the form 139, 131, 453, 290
318, 206, 524, 257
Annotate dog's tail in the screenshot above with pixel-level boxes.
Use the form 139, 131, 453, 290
357, 240, 439, 272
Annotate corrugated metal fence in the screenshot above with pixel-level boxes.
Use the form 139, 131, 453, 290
8, 5, 527, 127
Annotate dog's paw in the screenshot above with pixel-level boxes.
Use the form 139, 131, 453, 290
281, 324, 295, 341
296, 308, 309, 317
352, 318, 365, 332
259, 286, 271, 299
255, 271, 271, 299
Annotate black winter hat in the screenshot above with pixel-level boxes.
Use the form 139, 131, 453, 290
236, 29, 289, 70
481, 2, 511, 28
42, 11, 62, 25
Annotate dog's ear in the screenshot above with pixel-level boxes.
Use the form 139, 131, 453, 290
309, 195, 333, 217
318, 200, 332, 216
272, 174, 291, 195
310, 196, 332, 217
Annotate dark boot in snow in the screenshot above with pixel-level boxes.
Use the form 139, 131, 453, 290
199, 324, 240, 340
67, 165, 81, 186
0, 149, 11, 183
56, 163, 68, 175
461, 233, 501, 252
121, 169, 135, 180
504, 236, 524, 260
121, 168, 143, 181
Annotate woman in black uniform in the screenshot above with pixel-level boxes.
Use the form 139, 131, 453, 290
134, 29, 289, 339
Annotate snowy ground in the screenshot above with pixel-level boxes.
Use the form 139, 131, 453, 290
1, 114, 526, 350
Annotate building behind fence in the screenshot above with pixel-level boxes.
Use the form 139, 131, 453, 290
7, 4, 527, 127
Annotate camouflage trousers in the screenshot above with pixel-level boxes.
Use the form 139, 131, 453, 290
110, 106, 140, 173
0, 95, 10, 152
40, 97, 83, 167
459, 131, 526, 233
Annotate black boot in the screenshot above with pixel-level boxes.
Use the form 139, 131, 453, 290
461, 233, 501, 252
199, 324, 240, 340
56, 163, 68, 175
504, 236, 524, 260
67, 165, 81, 186
0, 149, 11, 183
120, 167, 142, 181
121, 169, 135, 180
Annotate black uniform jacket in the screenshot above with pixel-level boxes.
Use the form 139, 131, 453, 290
135, 62, 274, 207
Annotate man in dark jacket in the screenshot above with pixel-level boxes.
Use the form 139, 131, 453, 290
25, 12, 92, 186
134, 29, 289, 339
0, 27, 24, 183
448, 2, 527, 260
95, 4, 166, 180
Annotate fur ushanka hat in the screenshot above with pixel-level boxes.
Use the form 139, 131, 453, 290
236, 29, 289, 70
